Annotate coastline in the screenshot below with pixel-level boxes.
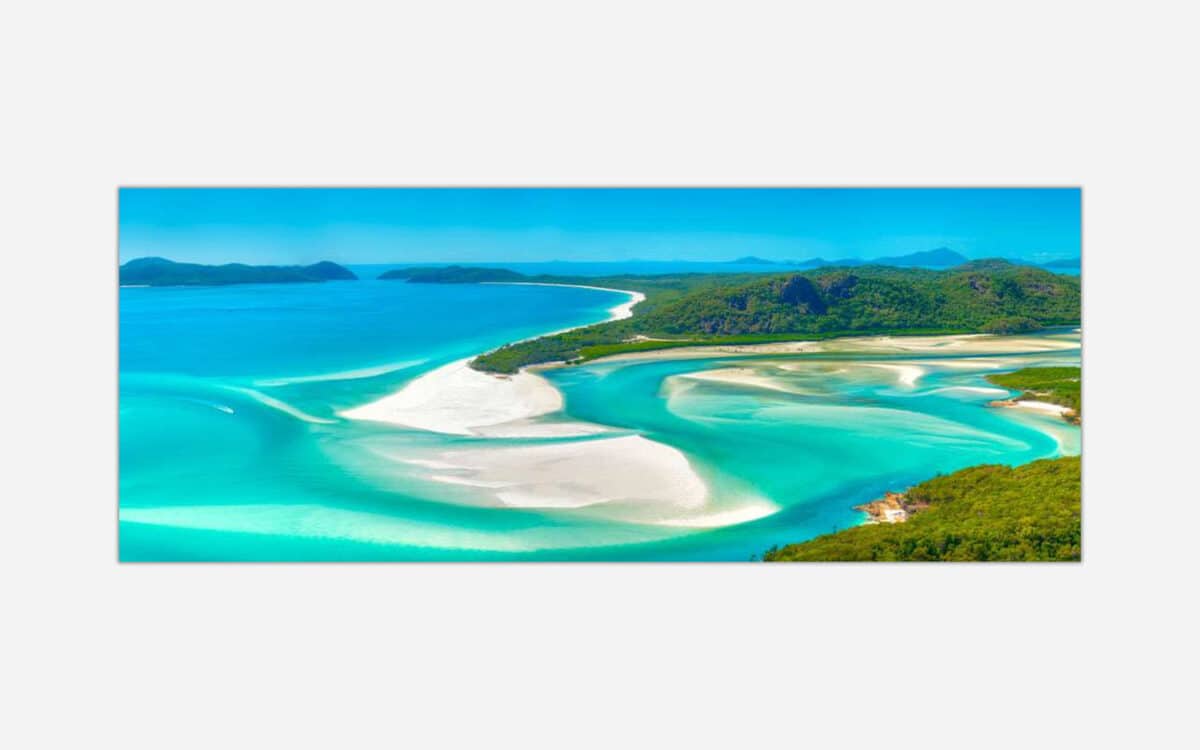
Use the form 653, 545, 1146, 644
342, 315, 1080, 437
572, 330, 1081, 366
989, 398, 1077, 418
337, 282, 760, 526
339, 283, 644, 435
337, 284, 1077, 531
482, 281, 646, 323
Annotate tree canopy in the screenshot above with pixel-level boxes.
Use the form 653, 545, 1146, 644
763, 457, 1081, 562
465, 262, 1081, 372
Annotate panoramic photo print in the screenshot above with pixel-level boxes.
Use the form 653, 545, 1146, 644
118, 188, 1082, 561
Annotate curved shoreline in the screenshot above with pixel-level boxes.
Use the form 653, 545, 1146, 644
482, 281, 646, 324
337, 283, 747, 524
336, 286, 1076, 531
338, 283, 644, 435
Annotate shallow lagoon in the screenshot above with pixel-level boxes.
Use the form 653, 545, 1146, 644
120, 281, 1079, 561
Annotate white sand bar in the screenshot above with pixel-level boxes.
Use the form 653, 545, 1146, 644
861, 362, 926, 387
484, 282, 645, 322
1001, 399, 1074, 416
674, 367, 813, 395
596, 332, 1079, 364
339, 358, 565, 436
427, 434, 709, 515
341, 285, 644, 436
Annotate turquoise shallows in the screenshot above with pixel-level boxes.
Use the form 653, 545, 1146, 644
119, 280, 1079, 561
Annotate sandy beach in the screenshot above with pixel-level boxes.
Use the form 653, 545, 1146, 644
340, 284, 644, 436
405, 433, 780, 527
484, 281, 646, 326
427, 434, 707, 511
862, 362, 925, 388
338, 357, 570, 435
992, 399, 1075, 416
588, 331, 1080, 365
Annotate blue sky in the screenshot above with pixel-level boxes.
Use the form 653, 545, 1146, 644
118, 188, 1080, 264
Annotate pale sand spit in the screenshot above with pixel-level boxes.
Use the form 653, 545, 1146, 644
483, 282, 645, 323
426, 434, 710, 514
861, 362, 926, 387
341, 285, 644, 436
592, 332, 1079, 364
673, 366, 814, 395
338, 357, 567, 436
996, 399, 1075, 416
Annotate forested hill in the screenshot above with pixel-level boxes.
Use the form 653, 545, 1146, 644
987, 366, 1081, 423
628, 262, 1077, 336
120, 257, 357, 286
763, 457, 1081, 562
466, 261, 1081, 372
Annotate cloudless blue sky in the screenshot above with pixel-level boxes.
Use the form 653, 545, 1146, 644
119, 188, 1080, 264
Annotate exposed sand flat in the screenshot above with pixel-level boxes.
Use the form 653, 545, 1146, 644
861, 363, 925, 387
922, 358, 1018, 370
338, 358, 567, 436
595, 332, 1079, 364
600, 340, 819, 362
423, 435, 712, 519
470, 419, 611, 438
995, 399, 1075, 416
930, 385, 1011, 396
673, 366, 814, 395
341, 285, 644, 436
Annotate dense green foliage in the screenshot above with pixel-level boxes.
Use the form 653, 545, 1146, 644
629, 263, 1078, 335
469, 261, 1080, 372
378, 265, 526, 282
987, 366, 1081, 417
982, 316, 1044, 334
763, 457, 1081, 562
120, 257, 357, 286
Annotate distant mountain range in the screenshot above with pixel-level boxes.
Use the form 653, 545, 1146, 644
120, 257, 357, 286
729, 248, 1079, 271
120, 252, 1080, 288
729, 248, 969, 268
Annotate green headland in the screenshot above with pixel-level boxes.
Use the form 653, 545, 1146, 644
120, 257, 358, 286
763, 456, 1082, 562
987, 366, 1082, 422
379, 260, 1080, 372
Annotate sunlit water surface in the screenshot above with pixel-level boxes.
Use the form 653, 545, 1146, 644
120, 280, 1079, 560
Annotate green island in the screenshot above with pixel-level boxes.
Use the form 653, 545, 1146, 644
120, 257, 358, 286
987, 366, 1082, 423
763, 456, 1081, 562
375, 259, 1079, 372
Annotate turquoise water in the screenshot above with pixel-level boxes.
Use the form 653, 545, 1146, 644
119, 281, 1080, 561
